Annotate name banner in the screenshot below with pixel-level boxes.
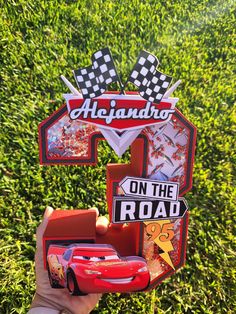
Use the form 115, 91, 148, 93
64, 94, 178, 131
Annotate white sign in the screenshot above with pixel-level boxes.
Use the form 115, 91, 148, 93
119, 177, 179, 201
112, 197, 188, 223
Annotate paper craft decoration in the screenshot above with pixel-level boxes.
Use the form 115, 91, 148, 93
127, 50, 172, 104
40, 48, 197, 294
47, 243, 150, 295
74, 48, 121, 98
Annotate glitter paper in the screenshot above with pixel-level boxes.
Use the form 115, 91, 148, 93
47, 114, 98, 159
144, 115, 190, 190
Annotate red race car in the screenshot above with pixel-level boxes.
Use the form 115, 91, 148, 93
47, 243, 150, 295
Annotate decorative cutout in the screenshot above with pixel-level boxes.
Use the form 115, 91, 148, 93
126, 50, 172, 104
73, 48, 122, 99
39, 48, 197, 293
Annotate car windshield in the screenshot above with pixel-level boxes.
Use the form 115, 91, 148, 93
72, 249, 119, 262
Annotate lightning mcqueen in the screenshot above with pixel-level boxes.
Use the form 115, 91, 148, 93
47, 243, 150, 295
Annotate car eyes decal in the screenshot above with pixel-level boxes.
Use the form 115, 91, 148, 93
74, 255, 111, 261
84, 256, 90, 260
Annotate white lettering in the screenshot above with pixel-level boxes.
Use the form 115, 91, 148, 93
139, 202, 152, 219
69, 99, 174, 124
69, 99, 92, 119
154, 202, 167, 218
96, 108, 107, 118
120, 201, 136, 221
169, 202, 180, 216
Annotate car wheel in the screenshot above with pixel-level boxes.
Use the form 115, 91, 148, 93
48, 269, 63, 289
67, 270, 87, 296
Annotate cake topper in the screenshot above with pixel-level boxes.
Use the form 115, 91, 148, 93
39, 48, 197, 294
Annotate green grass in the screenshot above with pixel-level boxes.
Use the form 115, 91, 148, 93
0, 0, 236, 313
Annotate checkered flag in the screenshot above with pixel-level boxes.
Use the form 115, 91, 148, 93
128, 50, 172, 104
74, 48, 120, 98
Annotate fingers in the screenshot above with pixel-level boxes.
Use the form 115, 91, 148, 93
96, 216, 109, 235
82, 293, 103, 314
43, 206, 54, 220
36, 206, 54, 241
40, 206, 54, 231
88, 207, 99, 219
89, 207, 109, 235
36, 206, 109, 247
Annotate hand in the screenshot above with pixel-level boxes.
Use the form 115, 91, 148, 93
30, 207, 109, 314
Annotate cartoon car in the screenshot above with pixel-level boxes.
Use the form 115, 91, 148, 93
47, 243, 150, 295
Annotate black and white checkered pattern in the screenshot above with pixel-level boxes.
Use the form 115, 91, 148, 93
74, 65, 106, 99
74, 48, 119, 99
139, 71, 172, 103
128, 50, 172, 104
92, 48, 119, 85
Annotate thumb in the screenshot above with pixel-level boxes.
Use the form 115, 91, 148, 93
36, 206, 54, 241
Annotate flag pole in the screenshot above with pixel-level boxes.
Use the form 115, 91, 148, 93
119, 79, 126, 95
163, 80, 181, 98
60, 75, 81, 96
120, 75, 131, 95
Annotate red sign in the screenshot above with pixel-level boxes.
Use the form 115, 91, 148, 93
64, 93, 178, 131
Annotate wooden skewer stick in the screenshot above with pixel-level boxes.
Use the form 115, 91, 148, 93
163, 80, 182, 99
60, 75, 81, 95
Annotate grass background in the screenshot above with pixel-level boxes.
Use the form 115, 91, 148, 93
0, 0, 235, 313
